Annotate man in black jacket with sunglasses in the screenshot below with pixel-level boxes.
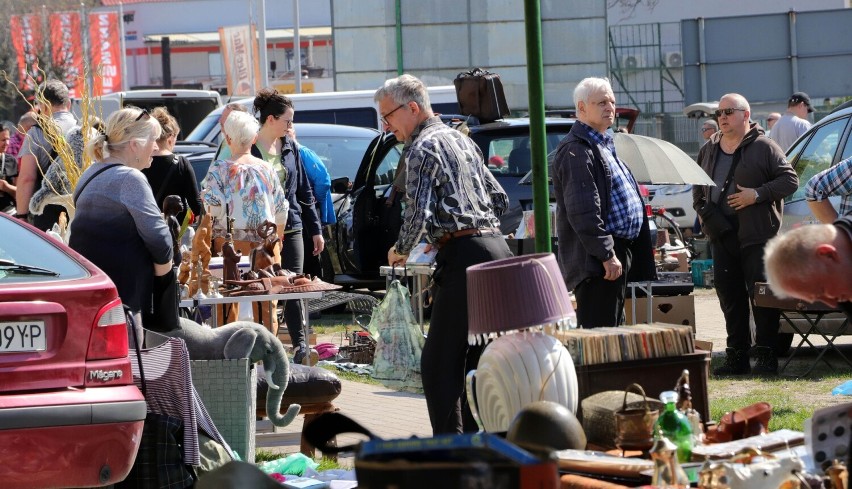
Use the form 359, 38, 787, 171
693, 93, 798, 376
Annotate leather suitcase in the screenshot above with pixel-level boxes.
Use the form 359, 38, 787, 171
453, 68, 510, 123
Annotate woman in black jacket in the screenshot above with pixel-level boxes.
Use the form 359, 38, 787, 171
252, 88, 324, 364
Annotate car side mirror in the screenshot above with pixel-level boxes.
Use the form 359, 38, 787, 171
331, 176, 351, 194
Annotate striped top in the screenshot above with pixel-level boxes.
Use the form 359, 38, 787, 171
130, 337, 234, 465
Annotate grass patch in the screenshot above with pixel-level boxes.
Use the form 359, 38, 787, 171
254, 450, 350, 470
707, 351, 852, 431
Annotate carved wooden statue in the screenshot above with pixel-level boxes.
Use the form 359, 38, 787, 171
250, 220, 278, 276
189, 212, 214, 297
222, 233, 242, 283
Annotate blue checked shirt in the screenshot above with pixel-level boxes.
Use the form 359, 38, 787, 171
805, 156, 852, 218
582, 123, 644, 239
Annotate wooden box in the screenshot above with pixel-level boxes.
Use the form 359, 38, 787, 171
575, 350, 711, 425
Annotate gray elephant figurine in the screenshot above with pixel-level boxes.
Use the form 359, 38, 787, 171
170, 317, 300, 428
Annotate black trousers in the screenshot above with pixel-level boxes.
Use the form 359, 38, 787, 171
711, 235, 780, 352
574, 237, 634, 328
420, 233, 512, 435
282, 229, 306, 348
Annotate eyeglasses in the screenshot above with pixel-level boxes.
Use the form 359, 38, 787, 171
714, 107, 746, 118
701, 127, 715, 132
272, 114, 293, 127
380, 104, 405, 125
133, 108, 150, 122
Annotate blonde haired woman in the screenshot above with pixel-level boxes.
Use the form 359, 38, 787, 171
70, 107, 173, 335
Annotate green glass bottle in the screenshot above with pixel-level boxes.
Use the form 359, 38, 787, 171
654, 390, 693, 463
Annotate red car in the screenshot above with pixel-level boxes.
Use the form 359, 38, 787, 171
0, 214, 146, 488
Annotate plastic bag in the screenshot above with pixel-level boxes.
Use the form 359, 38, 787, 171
831, 379, 852, 395
258, 452, 318, 477
368, 279, 425, 391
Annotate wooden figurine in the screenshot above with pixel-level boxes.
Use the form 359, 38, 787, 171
222, 233, 242, 283
250, 220, 278, 276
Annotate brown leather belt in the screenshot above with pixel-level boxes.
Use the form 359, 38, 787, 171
436, 227, 502, 248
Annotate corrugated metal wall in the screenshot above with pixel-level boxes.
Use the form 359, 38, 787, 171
331, 0, 609, 111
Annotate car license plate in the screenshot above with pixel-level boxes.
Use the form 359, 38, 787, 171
0, 321, 47, 352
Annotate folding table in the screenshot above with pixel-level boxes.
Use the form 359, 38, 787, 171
754, 282, 851, 376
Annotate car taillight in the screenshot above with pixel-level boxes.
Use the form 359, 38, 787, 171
645, 204, 653, 217
87, 298, 129, 360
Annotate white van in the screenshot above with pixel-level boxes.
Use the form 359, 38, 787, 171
183, 85, 460, 146
72, 89, 222, 139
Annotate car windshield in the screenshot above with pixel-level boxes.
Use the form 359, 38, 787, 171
471, 127, 572, 177
298, 133, 386, 183
186, 114, 220, 143
788, 116, 850, 202
0, 219, 88, 283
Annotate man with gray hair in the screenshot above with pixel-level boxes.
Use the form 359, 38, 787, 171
16, 79, 77, 230
701, 119, 718, 141
764, 218, 852, 320
376, 74, 512, 435
552, 76, 656, 329
693, 93, 798, 376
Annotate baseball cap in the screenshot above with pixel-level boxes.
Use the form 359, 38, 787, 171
789, 92, 814, 113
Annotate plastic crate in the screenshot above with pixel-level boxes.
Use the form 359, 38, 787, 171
691, 259, 713, 287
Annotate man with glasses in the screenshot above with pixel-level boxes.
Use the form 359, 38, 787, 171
552, 77, 656, 329
376, 74, 512, 435
693, 93, 798, 376
769, 92, 813, 151
16, 79, 78, 230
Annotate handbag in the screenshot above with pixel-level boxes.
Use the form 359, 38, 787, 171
704, 401, 772, 444
697, 200, 734, 241
142, 266, 181, 332
453, 68, 511, 123
117, 310, 195, 489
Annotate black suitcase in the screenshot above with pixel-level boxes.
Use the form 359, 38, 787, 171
453, 68, 510, 123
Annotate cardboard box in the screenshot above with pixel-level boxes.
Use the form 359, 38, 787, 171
625, 295, 696, 330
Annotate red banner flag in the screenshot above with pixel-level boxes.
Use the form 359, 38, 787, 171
49, 12, 85, 98
88, 11, 122, 95
10, 14, 44, 93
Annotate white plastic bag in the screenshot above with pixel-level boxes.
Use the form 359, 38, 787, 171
368, 279, 425, 391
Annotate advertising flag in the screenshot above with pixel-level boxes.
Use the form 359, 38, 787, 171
88, 11, 122, 95
9, 14, 44, 93
219, 24, 261, 96
49, 12, 85, 98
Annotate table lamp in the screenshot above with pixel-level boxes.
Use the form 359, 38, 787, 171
465, 253, 578, 432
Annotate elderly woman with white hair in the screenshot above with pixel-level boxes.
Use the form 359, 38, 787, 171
201, 110, 289, 325
70, 107, 173, 335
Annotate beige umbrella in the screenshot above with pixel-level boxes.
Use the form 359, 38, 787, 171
612, 133, 716, 186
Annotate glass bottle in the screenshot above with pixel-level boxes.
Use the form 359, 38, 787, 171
654, 390, 693, 463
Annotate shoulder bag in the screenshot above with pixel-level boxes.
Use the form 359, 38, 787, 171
697, 152, 739, 241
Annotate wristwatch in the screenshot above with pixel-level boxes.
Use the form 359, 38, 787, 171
753, 189, 760, 202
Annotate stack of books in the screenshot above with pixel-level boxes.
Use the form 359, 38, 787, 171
554, 324, 694, 366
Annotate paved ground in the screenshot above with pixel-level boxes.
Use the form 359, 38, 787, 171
255, 286, 850, 464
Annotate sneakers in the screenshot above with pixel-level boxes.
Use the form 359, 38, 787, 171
292, 346, 319, 366
713, 348, 750, 376
751, 346, 779, 376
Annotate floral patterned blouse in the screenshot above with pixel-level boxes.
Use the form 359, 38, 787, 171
201, 157, 289, 242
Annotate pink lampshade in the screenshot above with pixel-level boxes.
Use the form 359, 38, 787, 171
466, 253, 575, 343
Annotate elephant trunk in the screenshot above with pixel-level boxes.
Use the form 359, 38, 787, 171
264, 349, 301, 428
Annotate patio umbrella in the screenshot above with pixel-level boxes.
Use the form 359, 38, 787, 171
613, 133, 716, 186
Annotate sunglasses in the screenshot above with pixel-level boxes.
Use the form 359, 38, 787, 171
714, 107, 746, 118
380, 104, 405, 125
133, 107, 150, 122
272, 114, 293, 127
